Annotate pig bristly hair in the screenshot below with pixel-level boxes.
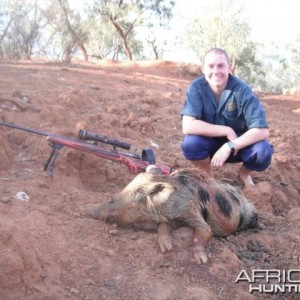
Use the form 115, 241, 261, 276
102, 168, 257, 236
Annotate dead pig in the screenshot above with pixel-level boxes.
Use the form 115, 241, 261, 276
89, 167, 257, 264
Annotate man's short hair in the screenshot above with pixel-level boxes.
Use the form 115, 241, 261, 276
202, 48, 231, 64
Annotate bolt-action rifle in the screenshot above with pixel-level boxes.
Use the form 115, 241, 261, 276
0, 121, 172, 176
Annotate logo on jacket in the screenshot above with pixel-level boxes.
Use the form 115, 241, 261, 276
226, 102, 237, 111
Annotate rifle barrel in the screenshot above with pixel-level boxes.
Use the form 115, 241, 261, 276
0, 120, 50, 137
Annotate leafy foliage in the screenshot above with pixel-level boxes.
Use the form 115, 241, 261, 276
235, 42, 267, 91
0, 0, 44, 60
0, 0, 299, 92
90, 0, 175, 60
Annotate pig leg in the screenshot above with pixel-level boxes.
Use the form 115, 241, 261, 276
192, 226, 212, 264
184, 207, 213, 264
157, 222, 173, 252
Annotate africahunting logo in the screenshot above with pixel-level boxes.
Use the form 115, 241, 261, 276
235, 269, 300, 293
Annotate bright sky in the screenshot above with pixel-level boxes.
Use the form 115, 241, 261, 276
173, 0, 300, 43
242, 0, 299, 42
71, 0, 300, 43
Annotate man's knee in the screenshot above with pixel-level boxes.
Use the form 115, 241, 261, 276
243, 141, 274, 171
253, 141, 274, 162
181, 135, 212, 160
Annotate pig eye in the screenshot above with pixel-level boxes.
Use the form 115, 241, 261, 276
109, 199, 115, 204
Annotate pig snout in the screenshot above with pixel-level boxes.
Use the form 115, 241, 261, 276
87, 195, 129, 222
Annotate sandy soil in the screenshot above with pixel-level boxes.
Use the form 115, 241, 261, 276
0, 59, 299, 300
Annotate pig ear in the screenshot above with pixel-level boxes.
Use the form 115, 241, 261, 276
134, 192, 147, 203
147, 182, 174, 205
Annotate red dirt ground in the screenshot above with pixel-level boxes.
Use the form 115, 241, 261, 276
0, 60, 299, 300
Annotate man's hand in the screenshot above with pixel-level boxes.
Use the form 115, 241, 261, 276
211, 142, 238, 167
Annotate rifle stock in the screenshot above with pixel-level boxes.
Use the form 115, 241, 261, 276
47, 136, 172, 175
0, 121, 172, 176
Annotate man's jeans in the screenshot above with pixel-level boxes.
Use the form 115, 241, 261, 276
182, 135, 274, 171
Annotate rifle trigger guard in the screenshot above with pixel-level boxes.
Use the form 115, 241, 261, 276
141, 148, 156, 164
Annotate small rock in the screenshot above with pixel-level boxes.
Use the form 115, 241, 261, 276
109, 229, 118, 235
14, 191, 29, 201
85, 279, 95, 286
72, 212, 81, 218
286, 207, 300, 223
244, 259, 256, 267
0, 196, 10, 203
158, 261, 172, 268
70, 288, 80, 294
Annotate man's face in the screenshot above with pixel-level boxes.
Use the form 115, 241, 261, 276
202, 52, 231, 92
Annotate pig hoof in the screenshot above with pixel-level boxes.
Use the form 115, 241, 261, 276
87, 204, 101, 219
158, 235, 173, 253
193, 247, 208, 265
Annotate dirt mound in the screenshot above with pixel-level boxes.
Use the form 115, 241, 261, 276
0, 60, 299, 300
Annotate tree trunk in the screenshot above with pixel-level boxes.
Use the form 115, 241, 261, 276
109, 16, 132, 60
147, 38, 159, 60
58, 0, 89, 61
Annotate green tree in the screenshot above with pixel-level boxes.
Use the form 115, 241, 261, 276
283, 37, 300, 87
179, 0, 266, 88
91, 0, 175, 60
183, 0, 250, 66
235, 42, 266, 91
56, 0, 89, 62
87, 18, 123, 60
258, 37, 300, 93
0, 0, 90, 62
0, 0, 44, 60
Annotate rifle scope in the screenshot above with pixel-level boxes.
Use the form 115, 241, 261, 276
78, 130, 131, 150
